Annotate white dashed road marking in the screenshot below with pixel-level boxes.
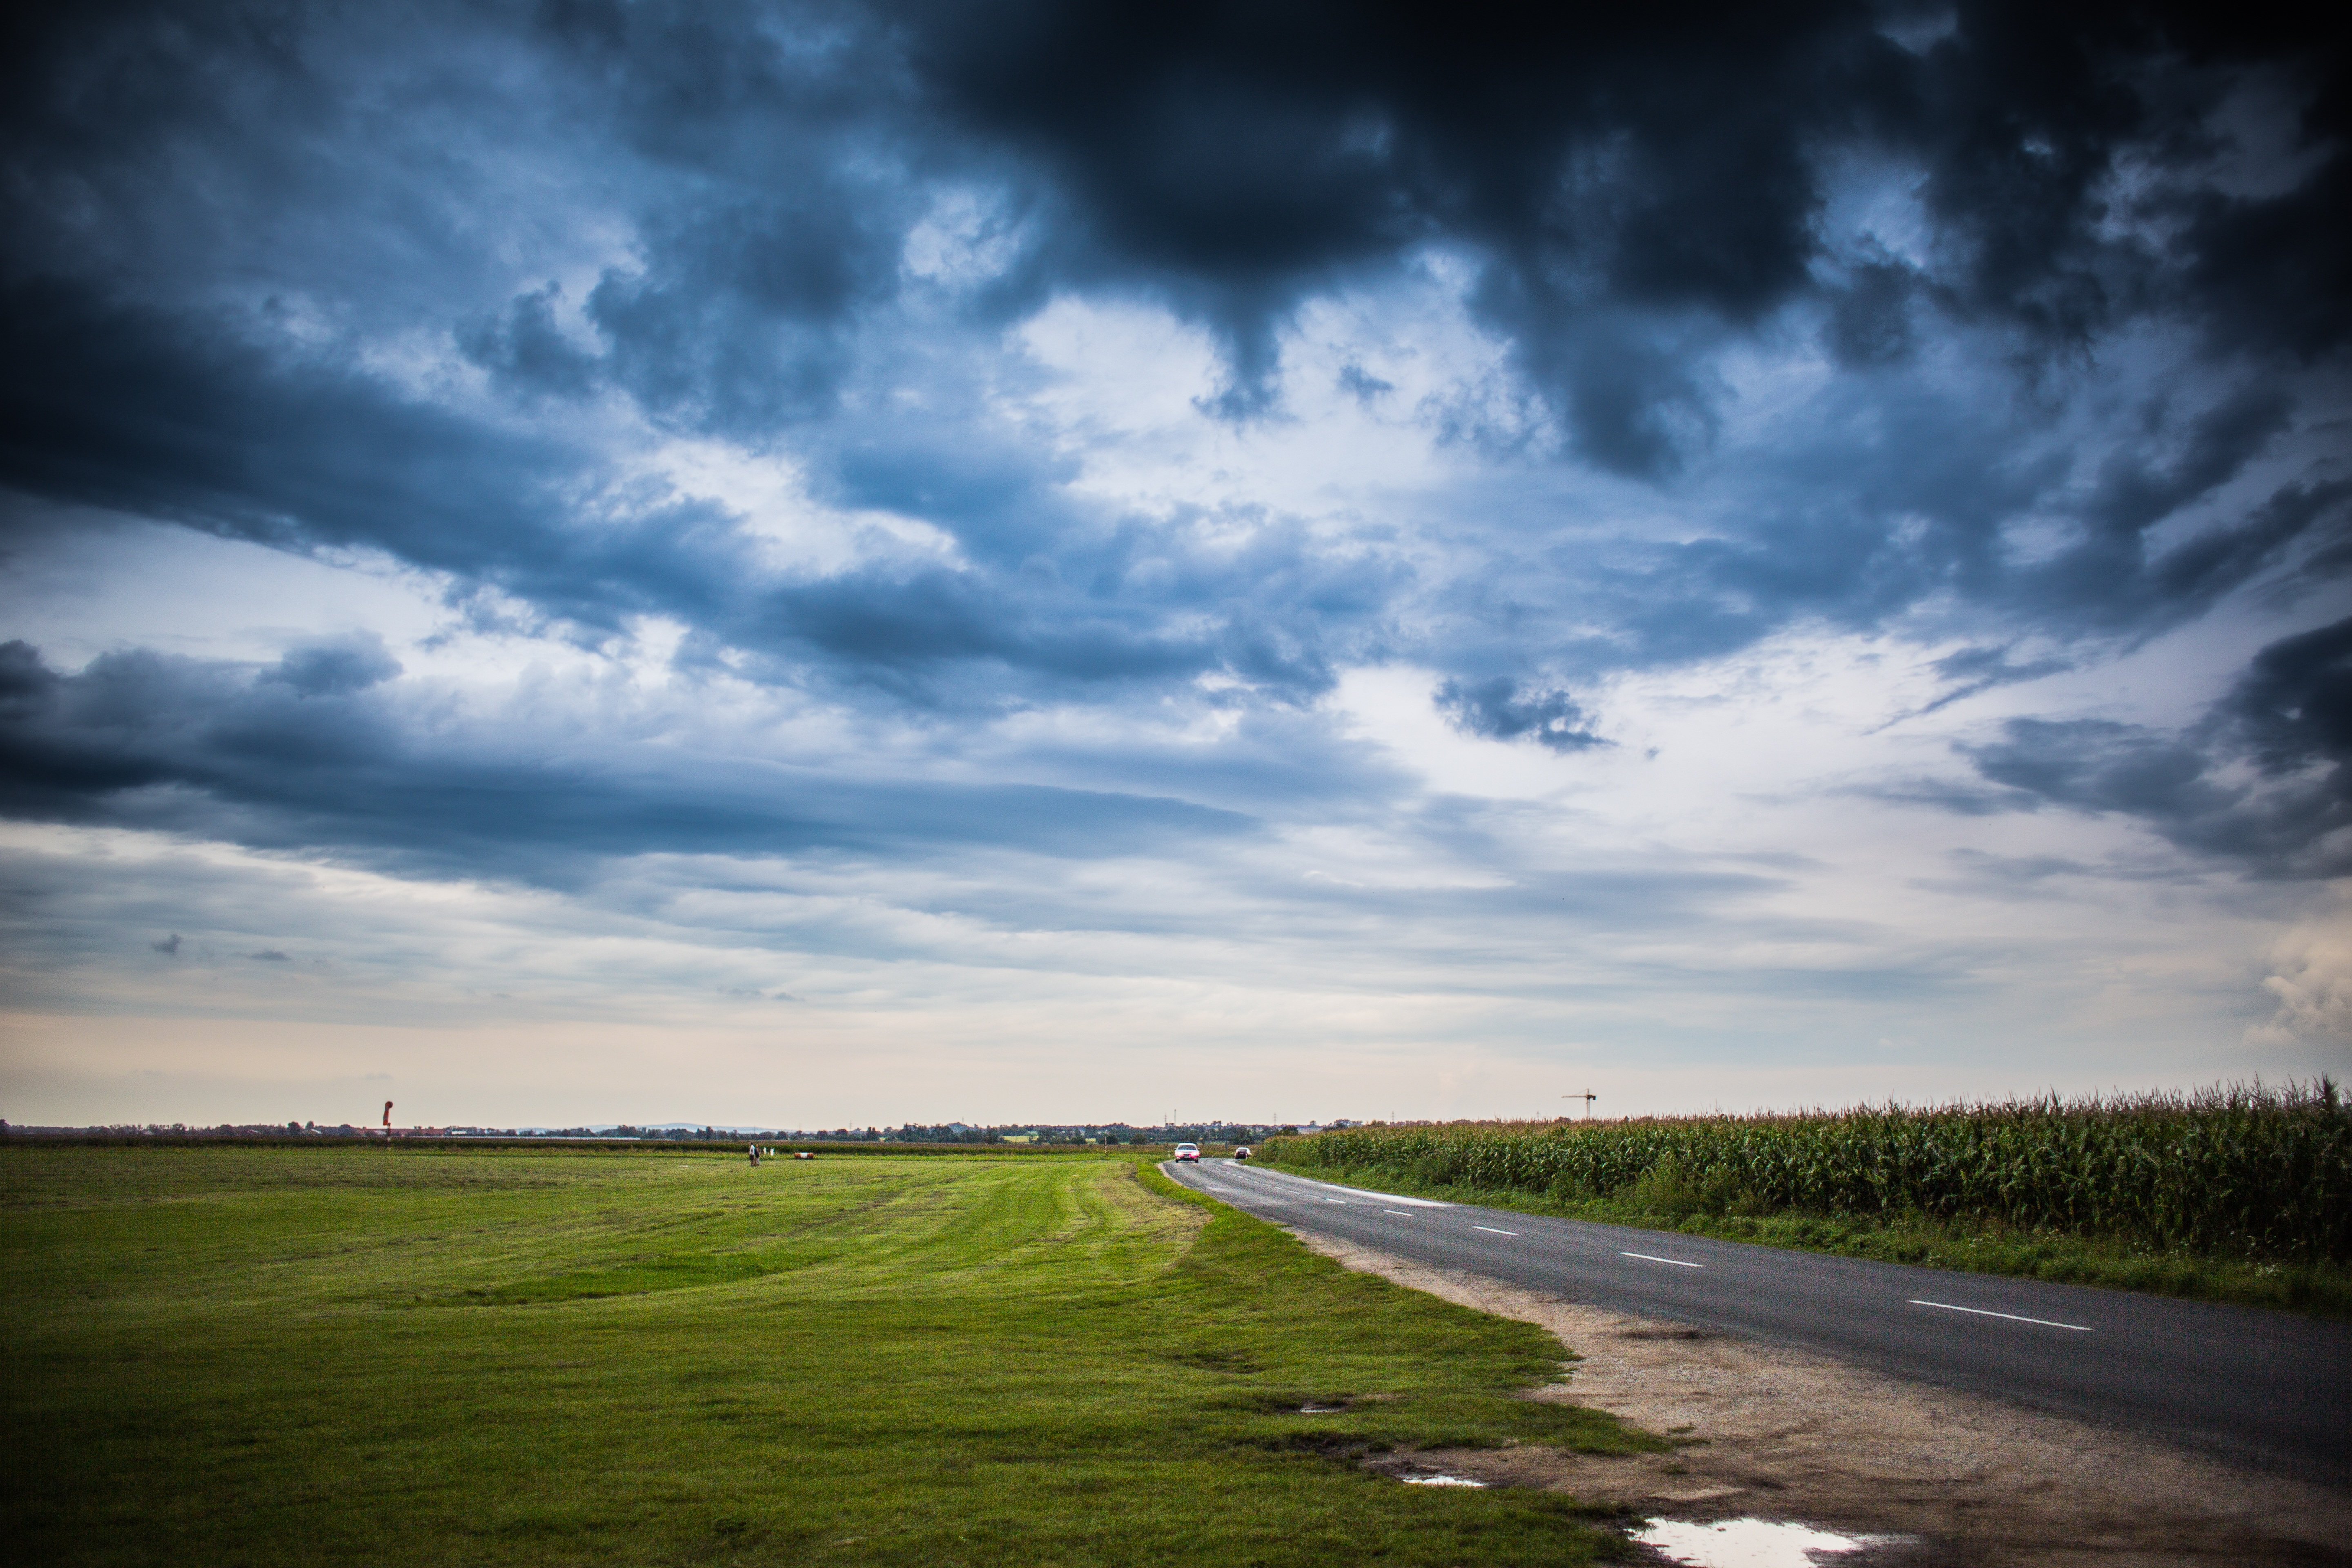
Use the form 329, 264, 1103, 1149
1910, 1299, 2090, 1331
1621, 1252, 1704, 1268
1471, 1225, 1520, 1236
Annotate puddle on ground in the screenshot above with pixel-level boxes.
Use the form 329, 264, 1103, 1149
1296, 1403, 1346, 1413
1399, 1474, 1486, 1487
1633, 1517, 1909, 1566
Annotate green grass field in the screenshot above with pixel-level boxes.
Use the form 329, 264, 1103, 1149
2, 1146, 1659, 1566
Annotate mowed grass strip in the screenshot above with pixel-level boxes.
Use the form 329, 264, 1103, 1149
2, 1146, 1657, 1566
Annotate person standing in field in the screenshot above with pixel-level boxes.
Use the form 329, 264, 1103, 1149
748, 1143, 760, 1165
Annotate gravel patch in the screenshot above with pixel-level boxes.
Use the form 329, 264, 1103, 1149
1295, 1229, 2352, 1566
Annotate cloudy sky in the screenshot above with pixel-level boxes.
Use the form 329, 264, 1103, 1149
3, 1, 2347, 1129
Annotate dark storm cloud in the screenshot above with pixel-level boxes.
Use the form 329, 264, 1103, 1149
0, 277, 598, 592
577, 187, 909, 434
892, 0, 1843, 450
1434, 677, 1608, 753
1, 0, 2347, 878
743, 564, 1218, 697
2232, 615, 2352, 778
1952, 616, 2352, 877
1921, 401, 2352, 652
886, 0, 2348, 457
456, 284, 603, 405
264, 634, 402, 698
2011, 386, 2330, 632
1530, 375, 2350, 686
0, 278, 1361, 704
1822, 260, 1922, 369
0, 275, 779, 664
1902, 644, 2075, 721
0, 641, 1257, 882
1971, 719, 2218, 819
4, 1, 2341, 632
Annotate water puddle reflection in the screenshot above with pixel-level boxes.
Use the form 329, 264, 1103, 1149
1633, 1517, 1908, 1566
1399, 1474, 1486, 1487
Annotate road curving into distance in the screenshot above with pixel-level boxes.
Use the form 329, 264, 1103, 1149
1163, 1158, 2352, 1486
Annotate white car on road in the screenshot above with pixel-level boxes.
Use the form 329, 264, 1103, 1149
1173, 1142, 1200, 1162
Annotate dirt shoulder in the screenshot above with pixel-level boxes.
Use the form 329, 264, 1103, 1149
1294, 1229, 2352, 1567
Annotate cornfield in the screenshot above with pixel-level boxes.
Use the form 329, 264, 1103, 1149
1260, 1079, 2352, 1262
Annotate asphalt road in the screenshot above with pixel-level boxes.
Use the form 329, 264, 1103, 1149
1164, 1158, 2352, 1485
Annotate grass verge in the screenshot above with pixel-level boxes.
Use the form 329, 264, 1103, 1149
3, 1144, 1660, 1566
1258, 1158, 2352, 1319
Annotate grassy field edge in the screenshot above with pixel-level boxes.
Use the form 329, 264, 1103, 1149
6, 1144, 1673, 1567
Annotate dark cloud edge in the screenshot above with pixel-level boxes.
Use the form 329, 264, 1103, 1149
1873, 613, 2352, 879
0, 639, 1265, 891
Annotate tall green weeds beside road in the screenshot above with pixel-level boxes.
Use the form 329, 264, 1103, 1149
3, 1146, 1654, 1567
1261, 1081, 2352, 1311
